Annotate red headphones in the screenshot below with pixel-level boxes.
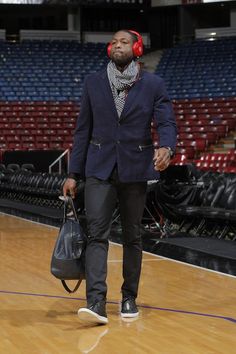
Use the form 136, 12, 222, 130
107, 30, 143, 58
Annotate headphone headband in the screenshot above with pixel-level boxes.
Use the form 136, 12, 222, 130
128, 30, 141, 40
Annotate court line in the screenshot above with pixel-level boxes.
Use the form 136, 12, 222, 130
1, 212, 235, 279
0, 212, 59, 230
0, 289, 235, 324
145, 249, 236, 279
110, 241, 236, 279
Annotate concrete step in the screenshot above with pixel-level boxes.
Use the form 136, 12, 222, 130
222, 143, 235, 148
211, 143, 234, 149
208, 129, 236, 153
208, 146, 232, 153
141, 50, 163, 73
220, 139, 235, 144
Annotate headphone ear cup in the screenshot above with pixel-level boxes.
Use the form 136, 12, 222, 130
132, 41, 143, 57
107, 43, 112, 58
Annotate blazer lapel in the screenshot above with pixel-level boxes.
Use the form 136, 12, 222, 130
119, 74, 143, 121
100, 70, 119, 120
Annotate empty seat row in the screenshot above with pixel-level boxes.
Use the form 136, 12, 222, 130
0, 171, 67, 198
156, 37, 236, 99
0, 40, 108, 102
154, 166, 236, 239
194, 151, 236, 173
0, 169, 85, 214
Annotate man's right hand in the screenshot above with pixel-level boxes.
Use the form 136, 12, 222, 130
63, 178, 78, 199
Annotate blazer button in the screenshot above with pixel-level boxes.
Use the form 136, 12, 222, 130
116, 140, 120, 144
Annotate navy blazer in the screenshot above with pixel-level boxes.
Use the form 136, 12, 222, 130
69, 68, 177, 182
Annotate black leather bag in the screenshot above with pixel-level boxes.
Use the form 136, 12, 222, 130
51, 197, 86, 293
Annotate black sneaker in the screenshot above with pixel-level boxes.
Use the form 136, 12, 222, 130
120, 297, 139, 318
78, 300, 108, 325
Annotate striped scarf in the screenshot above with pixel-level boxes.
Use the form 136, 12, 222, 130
107, 60, 139, 118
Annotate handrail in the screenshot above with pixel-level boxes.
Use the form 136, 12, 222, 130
49, 149, 70, 174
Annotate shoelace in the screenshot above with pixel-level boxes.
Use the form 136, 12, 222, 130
122, 296, 135, 304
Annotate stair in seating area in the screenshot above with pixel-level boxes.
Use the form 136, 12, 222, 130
209, 130, 236, 153
141, 50, 163, 73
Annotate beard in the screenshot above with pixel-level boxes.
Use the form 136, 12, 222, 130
111, 52, 133, 67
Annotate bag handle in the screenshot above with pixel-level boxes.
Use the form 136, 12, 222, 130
61, 279, 83, 293
63, 196, 79, 222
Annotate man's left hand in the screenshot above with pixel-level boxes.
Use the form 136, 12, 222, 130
153, 147, 171, 171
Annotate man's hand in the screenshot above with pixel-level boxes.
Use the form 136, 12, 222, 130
63, 178, 78, 199
153, 147, 171, 171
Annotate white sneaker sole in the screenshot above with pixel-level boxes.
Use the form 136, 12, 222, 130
120, 311, 139, 318
78, 308, 108, 325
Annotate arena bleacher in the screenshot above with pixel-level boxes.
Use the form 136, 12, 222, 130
0, 40, 107, 153
0, 33, 235, 263
154, 37, 236, 173
0, 40, 105, 219
0, 36, 235, 168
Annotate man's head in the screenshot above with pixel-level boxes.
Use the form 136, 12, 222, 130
108, 30, 143, 68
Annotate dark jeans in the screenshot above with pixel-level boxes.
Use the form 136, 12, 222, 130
84, 170, 147, 306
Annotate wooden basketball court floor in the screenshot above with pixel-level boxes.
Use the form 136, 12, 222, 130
0, 213, 235, 354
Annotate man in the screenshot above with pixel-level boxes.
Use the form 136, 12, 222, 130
63, 29, 177, 325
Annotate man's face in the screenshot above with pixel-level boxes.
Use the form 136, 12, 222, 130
110, 31, 134, 67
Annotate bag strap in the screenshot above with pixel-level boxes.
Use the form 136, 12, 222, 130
61, 197, 83, 294
61, 279, 83, 293
63, 196, 79, 222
